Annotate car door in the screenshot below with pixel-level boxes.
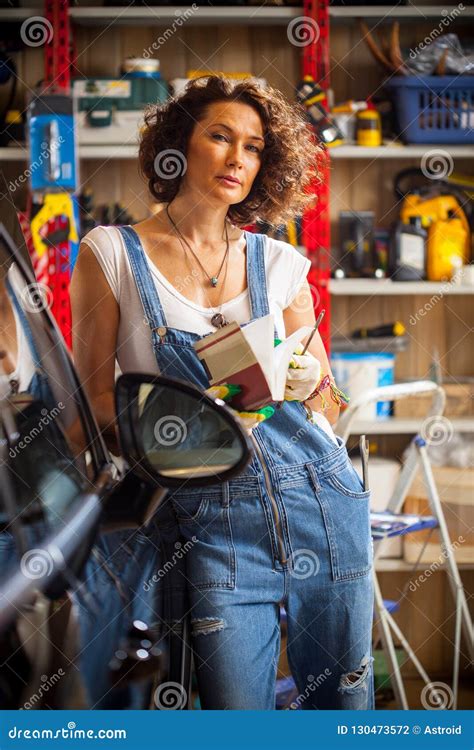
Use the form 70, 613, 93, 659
0, 176, 126, 708
0, 216, 118, 616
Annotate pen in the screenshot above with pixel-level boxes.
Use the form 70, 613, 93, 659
301, 309, 325, 356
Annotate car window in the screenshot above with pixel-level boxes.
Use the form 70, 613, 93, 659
0, 249, 93, 583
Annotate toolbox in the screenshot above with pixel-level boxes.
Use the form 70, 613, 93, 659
72, 74, 168, 144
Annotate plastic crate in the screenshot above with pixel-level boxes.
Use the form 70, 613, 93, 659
386, 76, 474, 144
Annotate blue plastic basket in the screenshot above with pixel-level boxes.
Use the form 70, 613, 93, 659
386, 76, 474, 144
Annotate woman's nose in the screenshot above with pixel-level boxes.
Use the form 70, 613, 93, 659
226, 143, 244, 167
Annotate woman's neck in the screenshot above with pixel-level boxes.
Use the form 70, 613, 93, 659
166, 194, 232, 249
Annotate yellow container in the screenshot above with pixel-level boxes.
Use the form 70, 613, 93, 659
427, 217, 468, 281
356, 109, 382, 147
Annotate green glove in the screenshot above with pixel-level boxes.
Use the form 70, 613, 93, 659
205, 384, 275, 434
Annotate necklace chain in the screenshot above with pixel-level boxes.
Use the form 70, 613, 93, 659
166, 203, 230, 328
166, 204, 229, 288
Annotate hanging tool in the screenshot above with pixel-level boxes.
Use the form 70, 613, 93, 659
359, 21, 409, 76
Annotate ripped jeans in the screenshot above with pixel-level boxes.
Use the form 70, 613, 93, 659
74, 442, 374, 710
167, 441, 375, 710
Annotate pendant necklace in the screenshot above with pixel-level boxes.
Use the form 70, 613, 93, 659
209, 251, 230, 329
166, 204, 229, 288
166, 204, 230, 328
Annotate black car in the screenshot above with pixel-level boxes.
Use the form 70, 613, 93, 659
0, 180, 251, 709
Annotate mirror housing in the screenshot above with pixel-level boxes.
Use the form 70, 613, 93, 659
115, 373, 251, 489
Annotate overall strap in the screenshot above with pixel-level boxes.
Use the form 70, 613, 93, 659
245, 231, 270, 319
118, 225, 168, 330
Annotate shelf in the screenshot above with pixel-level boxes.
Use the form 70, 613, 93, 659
0, 148, 27, 162
3, 142, 472, 163
70, 5, 302, 25
0, 145, 139, 161
79, 144, 139, 159
375, 558, 474, 572
0, 8, 35, 21
330, 279, 474, 296
346, 418, 474, 435
330, 4, 474, 21
332, 335, 408, 354
3, 5, 471, 25
330, 145, 474, 159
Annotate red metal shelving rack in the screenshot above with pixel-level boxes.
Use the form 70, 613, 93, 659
26, 0, 74, 347
302, 0, 332, 353
44, 0, 72, 92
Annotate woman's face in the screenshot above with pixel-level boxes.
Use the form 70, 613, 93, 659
182, 100, 265, 206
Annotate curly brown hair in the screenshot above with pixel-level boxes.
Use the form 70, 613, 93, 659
138, 75, 323, 227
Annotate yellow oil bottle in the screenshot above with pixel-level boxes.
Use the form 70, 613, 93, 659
427, 217, 468, 281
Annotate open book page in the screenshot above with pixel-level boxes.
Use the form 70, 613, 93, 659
239, 315, 274, 390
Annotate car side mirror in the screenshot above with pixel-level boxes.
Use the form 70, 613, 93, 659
115, 374, 251, 488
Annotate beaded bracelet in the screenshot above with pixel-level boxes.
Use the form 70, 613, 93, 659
303, 374, 350, 414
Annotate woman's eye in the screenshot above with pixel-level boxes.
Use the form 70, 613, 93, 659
212, 133, 261, 154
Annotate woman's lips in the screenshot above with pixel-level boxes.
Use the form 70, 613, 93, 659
217, 177, 241, 187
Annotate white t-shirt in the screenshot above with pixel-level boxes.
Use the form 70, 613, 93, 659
81, 225, 311, 376
81, 224, 337, 444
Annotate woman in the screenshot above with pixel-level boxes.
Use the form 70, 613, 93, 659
71, 75, 374, 710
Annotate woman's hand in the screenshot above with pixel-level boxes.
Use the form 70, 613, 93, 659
284, 343, 321, 402
206, 384, 275, 435
282, 279, 340, 425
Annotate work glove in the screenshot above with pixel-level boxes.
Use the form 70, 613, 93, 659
284, 342, 321, 402
205, 384, 275, 435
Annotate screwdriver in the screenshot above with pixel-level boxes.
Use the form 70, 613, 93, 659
301, 309, 326, 356
359, 435, 370, 491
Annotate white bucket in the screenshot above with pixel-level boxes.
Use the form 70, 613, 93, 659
331, 352, 395, 420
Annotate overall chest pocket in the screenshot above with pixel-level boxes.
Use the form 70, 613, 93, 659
153, 332, 210, 390
169, 489, 236, 591
307, 460, 372, 583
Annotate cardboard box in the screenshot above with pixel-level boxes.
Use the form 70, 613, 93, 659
403, 466, 474, 564
395, 382, 474, 419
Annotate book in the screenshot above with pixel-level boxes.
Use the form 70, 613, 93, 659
193, 314, 314, 411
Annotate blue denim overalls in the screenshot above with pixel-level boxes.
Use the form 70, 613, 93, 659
110, 225, 375, 710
